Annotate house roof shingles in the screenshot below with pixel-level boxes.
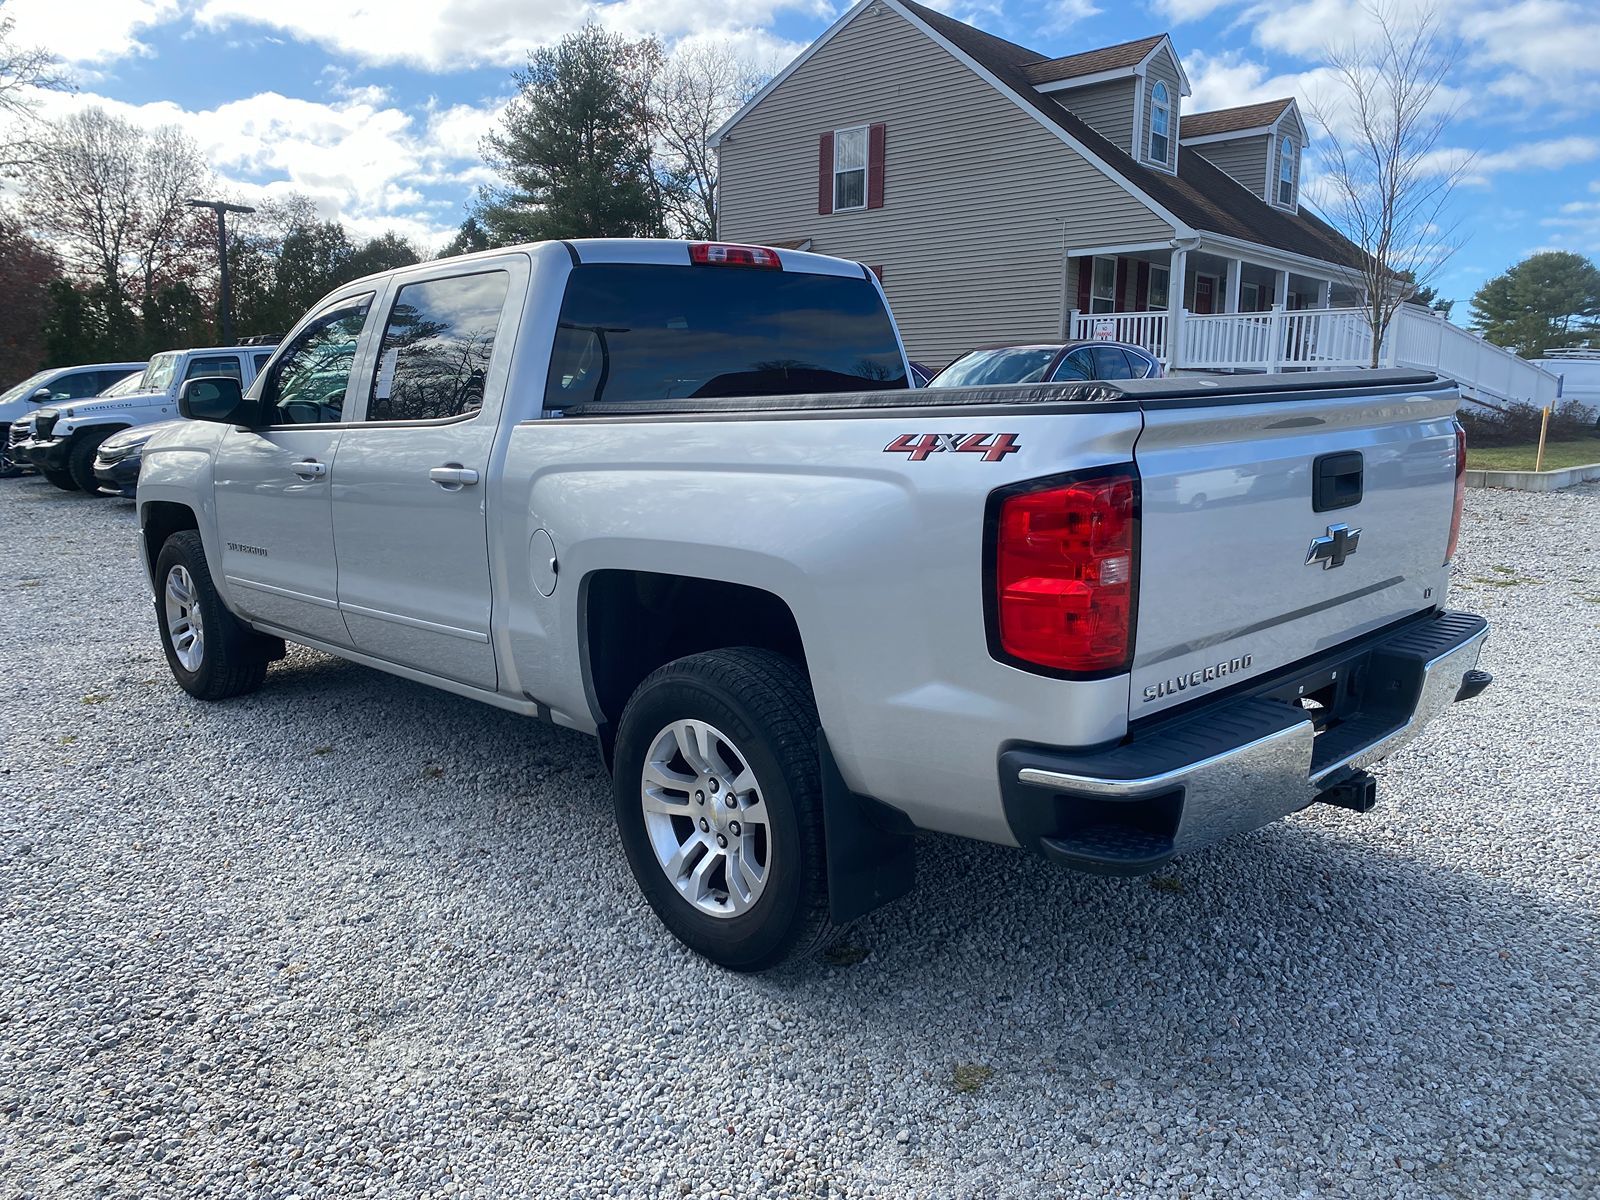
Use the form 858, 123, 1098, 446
1023, 35, 1165, 86
895, 0, 1364, 271
1180, 99, 1295, 140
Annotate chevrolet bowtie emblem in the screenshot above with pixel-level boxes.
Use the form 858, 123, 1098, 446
1306, 523, 1361, 569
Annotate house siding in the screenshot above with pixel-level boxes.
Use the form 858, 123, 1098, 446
1055, 79, 1136, 156
1140, 48, 1183, 172
716, 2, 1173, 364
1192, 134, 1271, 200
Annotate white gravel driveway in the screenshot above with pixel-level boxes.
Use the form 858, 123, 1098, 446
1, 477, 1596, 1199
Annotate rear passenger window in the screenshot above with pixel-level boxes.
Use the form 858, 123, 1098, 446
253, 352, 273, 374
367, 272, 509, 422
1054, 349, 1094, 381
1091, 346, 1134, 380
185, 355, 243, 382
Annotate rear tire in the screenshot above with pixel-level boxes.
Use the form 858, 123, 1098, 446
68, 429, 114, 494
154, 530, 270, 701
612, 648, 839, 971
42, 467, 79, 492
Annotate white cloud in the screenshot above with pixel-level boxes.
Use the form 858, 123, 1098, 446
191, 0, 826, 72
4, 0, 179, 64
24, 86, 506, 249
1157, 0, 1599, 122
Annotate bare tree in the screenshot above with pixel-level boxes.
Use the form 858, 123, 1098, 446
0, 0, 71, 174
1308, 3, 1470, 366
22, 107, 213, 306
650, 41, 768, 239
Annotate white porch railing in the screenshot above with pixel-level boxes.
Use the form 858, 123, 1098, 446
1069, 304, 1561, 408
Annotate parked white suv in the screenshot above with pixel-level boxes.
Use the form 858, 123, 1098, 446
0, 362, 145, 476
18, 345, 275, 493
134, 240, 1490, 970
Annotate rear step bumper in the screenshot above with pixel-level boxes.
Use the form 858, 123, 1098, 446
999, 609, 1489, 876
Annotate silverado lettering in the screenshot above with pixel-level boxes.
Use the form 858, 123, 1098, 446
1143, 654, 1254, 703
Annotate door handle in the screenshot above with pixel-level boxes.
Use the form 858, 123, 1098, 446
292, 459, 327, 480
429, 465, 480, 489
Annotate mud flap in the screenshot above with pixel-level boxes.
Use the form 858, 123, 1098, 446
820, 730, 916, 924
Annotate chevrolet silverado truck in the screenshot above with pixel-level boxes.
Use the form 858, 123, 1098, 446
20, 344, 275, 493
135, 239, 1491, 970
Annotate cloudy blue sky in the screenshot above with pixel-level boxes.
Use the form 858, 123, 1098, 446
7, 0, 1597, 311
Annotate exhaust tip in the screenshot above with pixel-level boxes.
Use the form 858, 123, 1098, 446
1455, 668, 1492, 703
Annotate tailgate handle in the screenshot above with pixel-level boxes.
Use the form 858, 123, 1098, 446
1313, 451, 1363, 512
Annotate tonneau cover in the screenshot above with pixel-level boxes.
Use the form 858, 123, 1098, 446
553, 369, 1449, 419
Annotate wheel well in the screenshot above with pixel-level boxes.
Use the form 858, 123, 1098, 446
584, 570, 807, 754
141, 502, 199, 575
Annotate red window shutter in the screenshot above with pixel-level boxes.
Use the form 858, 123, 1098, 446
1113, 258, 1128, 310
818, 132, 834, 216
1075, 260, 1091, 312
1135, 261, 1150, 310
868, 264, 884, 281
867, 122, 886, 209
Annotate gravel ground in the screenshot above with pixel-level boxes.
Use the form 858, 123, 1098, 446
1, 476, 1596, 1200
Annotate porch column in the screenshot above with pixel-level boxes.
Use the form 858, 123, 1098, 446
1316, 278, 1332, 308
1166, 246, 1188, 368
1273, 269, 1290, 309
1059, 249, 1076, 337
1224, 258, 1242, 314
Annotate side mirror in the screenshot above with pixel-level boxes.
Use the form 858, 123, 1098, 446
178, 376, 251, 424
30, 387, 51, 402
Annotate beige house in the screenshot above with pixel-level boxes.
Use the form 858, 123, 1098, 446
712, 0, 1371, 369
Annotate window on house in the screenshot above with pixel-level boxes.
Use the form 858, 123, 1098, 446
1278, 136, 1296, 205
1147, 265, 1170, 312
1149, 82, 1171, 164
1242, 281, 1262, 311
1091, 257, 1118, 314
833, 126, 868, 211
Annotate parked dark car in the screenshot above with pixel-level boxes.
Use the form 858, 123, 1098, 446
92, 419, 183, 498
928, 341, 1162, 388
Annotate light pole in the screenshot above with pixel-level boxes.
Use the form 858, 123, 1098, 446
187, 198, 255, 345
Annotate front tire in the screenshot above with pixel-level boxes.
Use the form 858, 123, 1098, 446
154, 530, 270, 701
68, 430, 115, 494
612, 648, 839, 971
42, 466, 79, 491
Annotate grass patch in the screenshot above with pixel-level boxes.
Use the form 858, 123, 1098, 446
422, 764, 445, 780
1466, 440, 1600, 472
951, 1064, 994, 1093
1150, 876, 1185, 894
80, 693, 110, 705
823, 944, 869, 967
311, 745, 335, 756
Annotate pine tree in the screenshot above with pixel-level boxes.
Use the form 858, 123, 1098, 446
1470, 252, 1600, 357
474, 24, 662, 243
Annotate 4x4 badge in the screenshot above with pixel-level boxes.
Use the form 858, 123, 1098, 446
884, 433, 1020, 462
1306, 523, 1360, 569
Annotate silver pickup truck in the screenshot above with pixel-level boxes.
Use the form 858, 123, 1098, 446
136, 239, 1491, 970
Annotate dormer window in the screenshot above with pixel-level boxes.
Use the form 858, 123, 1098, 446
1149, 82, 1171, 164
1277, 135, 1296, 205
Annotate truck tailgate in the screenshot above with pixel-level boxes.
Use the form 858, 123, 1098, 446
1129, 378, 1460, 719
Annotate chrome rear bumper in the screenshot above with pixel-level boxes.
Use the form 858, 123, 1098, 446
1001, 610, 1489, 874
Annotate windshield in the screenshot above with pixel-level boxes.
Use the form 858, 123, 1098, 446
142, 353, 181, 393
99, 371, 148, 397
930, 348, 1061, 388
0, 371, 53, 405
545, 263, 907, 408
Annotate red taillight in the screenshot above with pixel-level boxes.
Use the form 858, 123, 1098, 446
688, 242, 781, 269
992, 470, 1138, 673
1446, 422, 1466, 563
